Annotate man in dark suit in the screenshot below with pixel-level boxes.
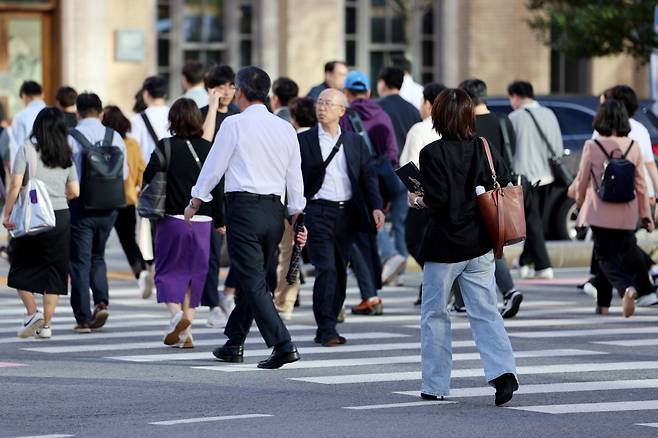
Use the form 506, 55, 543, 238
299, 88, 385, 346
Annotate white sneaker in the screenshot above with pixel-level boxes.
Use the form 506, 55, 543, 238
219, 294, 236, 316
636, 292, 658, 307
34, 325, 52, 339
18, 311, 45, 338
583, 282, 598, 300
206, 307, 228, 328
138, 270, 154, 299
534, 267, 554, 280
381, 254, 407, 285
519, 265, 533, 279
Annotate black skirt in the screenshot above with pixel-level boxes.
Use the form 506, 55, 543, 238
8, 209, 70, 295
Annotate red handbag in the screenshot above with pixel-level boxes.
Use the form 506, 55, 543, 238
477, 137, 526, 259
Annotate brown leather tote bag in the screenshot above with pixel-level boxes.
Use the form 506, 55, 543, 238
477, 137, 526, 259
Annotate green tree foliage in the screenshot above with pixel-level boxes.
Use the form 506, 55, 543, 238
527, 0, 658, 63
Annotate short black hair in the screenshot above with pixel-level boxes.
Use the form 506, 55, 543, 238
55, 86, 78, 108
76, 92, 103, 118
324, 61, 346, 73
289, 97, 317, 128
378, 66, 405, 90
604, 85, 639, 117
204, 64, 235, 89
390, 56, 412, 74
272, 77, 299, 106
102, 105, 131, 139
507, 81, 534, 99
19, 80, 43, 98
169, 98, 204, 138
32, 107, 73, 169
423, 82, 447, 105
459, 78, 488, 106
182, 60, 205, 85
593, 99, 631, 137
235, 66, 271, 103
143, 76, 168, 99
432, 88, 475, 141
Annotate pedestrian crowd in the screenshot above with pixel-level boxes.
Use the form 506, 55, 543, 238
2, 55, 658, 406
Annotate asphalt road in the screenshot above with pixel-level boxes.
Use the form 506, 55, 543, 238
2, 236, 658, 437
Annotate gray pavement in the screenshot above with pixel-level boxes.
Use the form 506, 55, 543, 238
2, 236, 658, 437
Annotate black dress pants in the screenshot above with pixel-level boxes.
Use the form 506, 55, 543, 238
591, 226, 642, 308
306, 201, 354, 342
519, 184, 552, 270
113, 205, 146, 278
201, 229, 223, 308
223, 193, 291, 348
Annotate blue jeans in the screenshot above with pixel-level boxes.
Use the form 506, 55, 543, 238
377, 189, 409, 262
421, 252, 517, 396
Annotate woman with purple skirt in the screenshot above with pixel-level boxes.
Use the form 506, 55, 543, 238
143, 98, 224, 348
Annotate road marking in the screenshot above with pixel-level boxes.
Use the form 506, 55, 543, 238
23, 332, 410, 353
107, 341, 475, 363
394, 379, 658, 398
149, 414, 272, 425
193, 349, 606, 373
1, 324, 315, 345
289, 361, 658, 385
636, 423, 658, 428
509, 326, 658, 339
0, 361, 26, 368
593, 339, 658, 347
507, 400, 658, 414
343, 401, 455, 410
12, 435, 75, 438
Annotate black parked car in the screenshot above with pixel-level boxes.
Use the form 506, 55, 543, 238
488, 97, 658, 241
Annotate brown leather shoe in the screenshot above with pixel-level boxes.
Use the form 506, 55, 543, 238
351, 297, 383, 315
89, 304, 109, 330
622, 287, 637, 318
321, 336, 347, 347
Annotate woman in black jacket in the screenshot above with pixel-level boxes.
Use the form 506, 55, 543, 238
408, 89, 518, 406
143, 98, 224, 348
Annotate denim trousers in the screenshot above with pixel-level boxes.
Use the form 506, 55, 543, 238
377, 188, 409, 262
421, 252, 517, 396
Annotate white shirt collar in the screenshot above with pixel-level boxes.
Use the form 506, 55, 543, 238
318, 123, 341, 140
242, 103, 268, 114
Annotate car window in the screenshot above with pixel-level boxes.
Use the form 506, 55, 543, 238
547, 106, 593, 136
488, 104, 512, 115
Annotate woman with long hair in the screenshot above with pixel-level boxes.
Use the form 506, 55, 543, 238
408, 88, 518, 406
3, 107, 80, 338
142, 98, 224, 348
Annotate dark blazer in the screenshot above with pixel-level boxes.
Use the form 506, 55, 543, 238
299, 126, 383, 233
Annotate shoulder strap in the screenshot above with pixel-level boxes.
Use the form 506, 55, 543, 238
622, 139, 635, 159
141, 112, 160, 145
480, 137, 499, 188
498, 115, 514, 169
322, 132, 345, 169
69, 128, 94, 150
592, 139, 613, 159
524, 108, 557, 158
163, 137, 171, 171
185, 139, 202, 170
102, 127, 114, 147
347, 108, 376, 157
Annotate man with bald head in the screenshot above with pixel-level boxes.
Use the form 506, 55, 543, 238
299, 88, 385, 346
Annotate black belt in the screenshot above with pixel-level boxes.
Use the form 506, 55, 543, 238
226, 191, 281, 201
308, 199, 351, 209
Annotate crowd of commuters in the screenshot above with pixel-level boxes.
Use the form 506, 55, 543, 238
2, 55, 658, 406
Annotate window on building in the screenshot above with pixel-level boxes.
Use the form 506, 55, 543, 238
345, 0, 437, 94
157, 0, 255, 98
550, 50, 591, 94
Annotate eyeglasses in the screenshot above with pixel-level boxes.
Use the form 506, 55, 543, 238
315, 99, 344, 108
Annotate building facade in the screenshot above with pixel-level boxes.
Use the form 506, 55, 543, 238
0, 0, 650, 119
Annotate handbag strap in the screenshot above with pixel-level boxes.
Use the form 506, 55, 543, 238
322, 132, 345, 169
524, 108, 558, 158
347, 108, 376, 157
141, 112, 160, 145
480, 137, 500, 189
185, 139, 202, 169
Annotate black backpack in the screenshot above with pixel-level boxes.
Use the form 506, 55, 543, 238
591, 139, 636, 203
69, 127, 126, 210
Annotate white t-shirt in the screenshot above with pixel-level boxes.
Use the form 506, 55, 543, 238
129, 106, 171, 162
399, 117, 441, 168
593, 117, 655, 197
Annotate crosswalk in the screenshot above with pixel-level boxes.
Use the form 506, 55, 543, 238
4, 270, 658, 431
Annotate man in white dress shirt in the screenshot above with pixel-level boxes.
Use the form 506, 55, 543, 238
11, 81, 46, 161
181, 60, 209, 108
185, 66, 308, 369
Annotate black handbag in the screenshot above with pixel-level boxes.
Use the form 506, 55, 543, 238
524, 108, 573, 186
137, 138, 171, 219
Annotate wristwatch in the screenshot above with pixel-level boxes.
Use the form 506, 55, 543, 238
189, 199, 200, 210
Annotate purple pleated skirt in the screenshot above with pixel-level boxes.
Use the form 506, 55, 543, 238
154, 215, 211, 307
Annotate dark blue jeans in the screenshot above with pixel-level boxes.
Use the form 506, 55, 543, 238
69, 210, 118, 325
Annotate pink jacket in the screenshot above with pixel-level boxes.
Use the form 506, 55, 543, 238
569, 136, 651, 230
